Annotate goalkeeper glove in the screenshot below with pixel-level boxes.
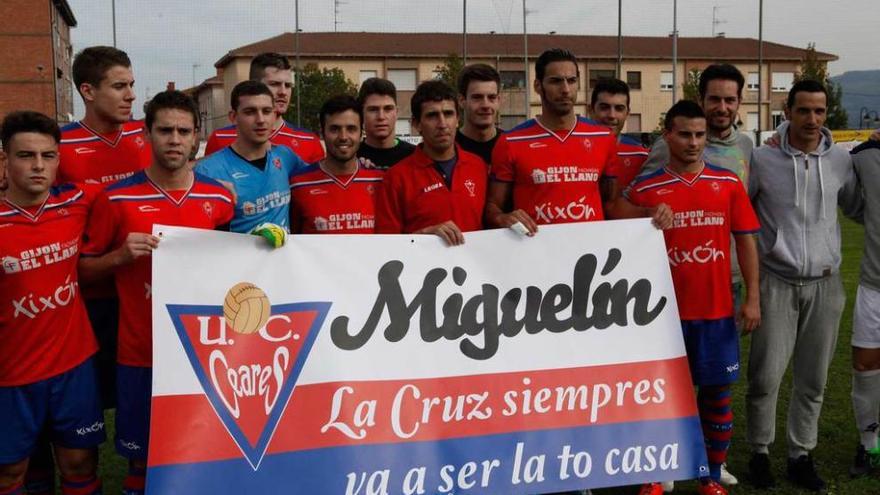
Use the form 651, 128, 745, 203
249, 222, 287, 249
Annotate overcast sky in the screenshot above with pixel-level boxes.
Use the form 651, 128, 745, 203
67, 0, 878, 117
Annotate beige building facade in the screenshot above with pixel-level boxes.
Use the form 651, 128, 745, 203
196, 32, 834, 138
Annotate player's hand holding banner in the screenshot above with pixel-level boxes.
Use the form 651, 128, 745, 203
149, 220, 708, 493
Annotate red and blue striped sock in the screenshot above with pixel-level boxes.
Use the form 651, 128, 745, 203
0, 481, 24, 495
698, 384, 733, 482
59, 474, 102, 495
23, 468, 54, 495
122, 464, 145, 495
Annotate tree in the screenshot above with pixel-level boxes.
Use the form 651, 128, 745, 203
795, 43, 848, 130
682, 69, 702, 103
434, 53, 465, 91
283, 63, 358, 132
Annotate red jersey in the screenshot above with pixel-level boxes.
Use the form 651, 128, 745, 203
0, 185, 98, 386
625, 163, 760, 320
491, 117, 619, 224
607, 134, 650, 190
58, 120, 152, 185
375, 145, 487, 234
82, 171, 234, 367
205, 120, 325, 163
289, 164, 384, 234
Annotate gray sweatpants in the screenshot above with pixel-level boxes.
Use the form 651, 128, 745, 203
746, 270, 845, 458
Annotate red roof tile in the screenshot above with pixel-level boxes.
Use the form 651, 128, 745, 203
216, 32, 835, 67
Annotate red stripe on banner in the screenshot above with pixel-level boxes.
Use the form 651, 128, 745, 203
149, 357, 697, 467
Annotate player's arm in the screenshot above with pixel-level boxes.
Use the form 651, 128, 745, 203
79, 233, 159, 284
484, 136, 537, 235
735, 233, 761, 334
605, 191, 673, 230
600, 140, 623, 214
484, 180, 537, 234
839, 156, 864, 222
79, 193, 154, 283
414, 221, 465, 246
600, 176, 621, 217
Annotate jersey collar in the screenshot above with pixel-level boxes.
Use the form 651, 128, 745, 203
412, 143, 462, 168
664, 162, 706, 187
318, 161, 360, 189
145, 172, 194, 206
534, 117, 577, 143
77, 121, 125, 147
1, 189, 83, 222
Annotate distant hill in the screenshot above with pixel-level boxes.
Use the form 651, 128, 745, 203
830, 70, 880, 129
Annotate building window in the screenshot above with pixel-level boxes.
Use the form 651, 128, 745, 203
626, 71, 642, 90
501, 114, 526, 130
589, 69, 616, 89
660, 71, 674, 91
771, 110, 785, 128
359, 70, 377, 86
396, 119, 411, 136
500, 71, 526, 90
771, 72, 794, 92
746, 112, 759, 130
747, 72, 759, 91
387, 69, 417, 91
625, 114, 642, 133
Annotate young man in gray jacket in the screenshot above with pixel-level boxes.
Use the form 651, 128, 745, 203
746, 79, 862, 491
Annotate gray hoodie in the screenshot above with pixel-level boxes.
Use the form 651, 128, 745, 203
641, 126, 753, 183
749, 122, 862, 281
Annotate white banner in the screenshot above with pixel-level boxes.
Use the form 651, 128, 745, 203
148, 220, 708, 494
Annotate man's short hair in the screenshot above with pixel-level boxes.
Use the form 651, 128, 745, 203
787, 79, 828, 109
72, 46, 132, 94
357, 78, 398, 107
457, 64, 501, 96
590, 78, 630, 107
664, 100, 706, 130
249, 52, 291, 81
411, 80, 457, 121
698, 64, 745, 100
319, 95, 363, 130
535, 48, 579, 81
230, 80, 273, 111
1, 111, 61, 151
145, 90, 200, 131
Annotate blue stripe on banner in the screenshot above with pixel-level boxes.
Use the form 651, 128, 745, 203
147, 417, 708, 494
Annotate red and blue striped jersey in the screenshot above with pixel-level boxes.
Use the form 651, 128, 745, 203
58, 120, 152, 186
607, 134, 650, 190
289, 164, 384, 234
625, 163, 759, 320
0, 184, 99, 385
491, 117, 619, 224
82, 171, 234, 367
205, 120, 325, 164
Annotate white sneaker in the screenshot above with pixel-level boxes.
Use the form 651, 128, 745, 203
661, 480, 675, 492
719, 463, 738, 486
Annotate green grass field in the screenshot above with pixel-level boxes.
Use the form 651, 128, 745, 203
91, 218, 878, 494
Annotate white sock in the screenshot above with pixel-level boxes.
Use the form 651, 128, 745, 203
852, 368, 880, 449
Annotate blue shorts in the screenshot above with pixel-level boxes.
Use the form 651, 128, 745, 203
681, 317, 740, 386
116, 365, 152, 460
0, 357, 105, 463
